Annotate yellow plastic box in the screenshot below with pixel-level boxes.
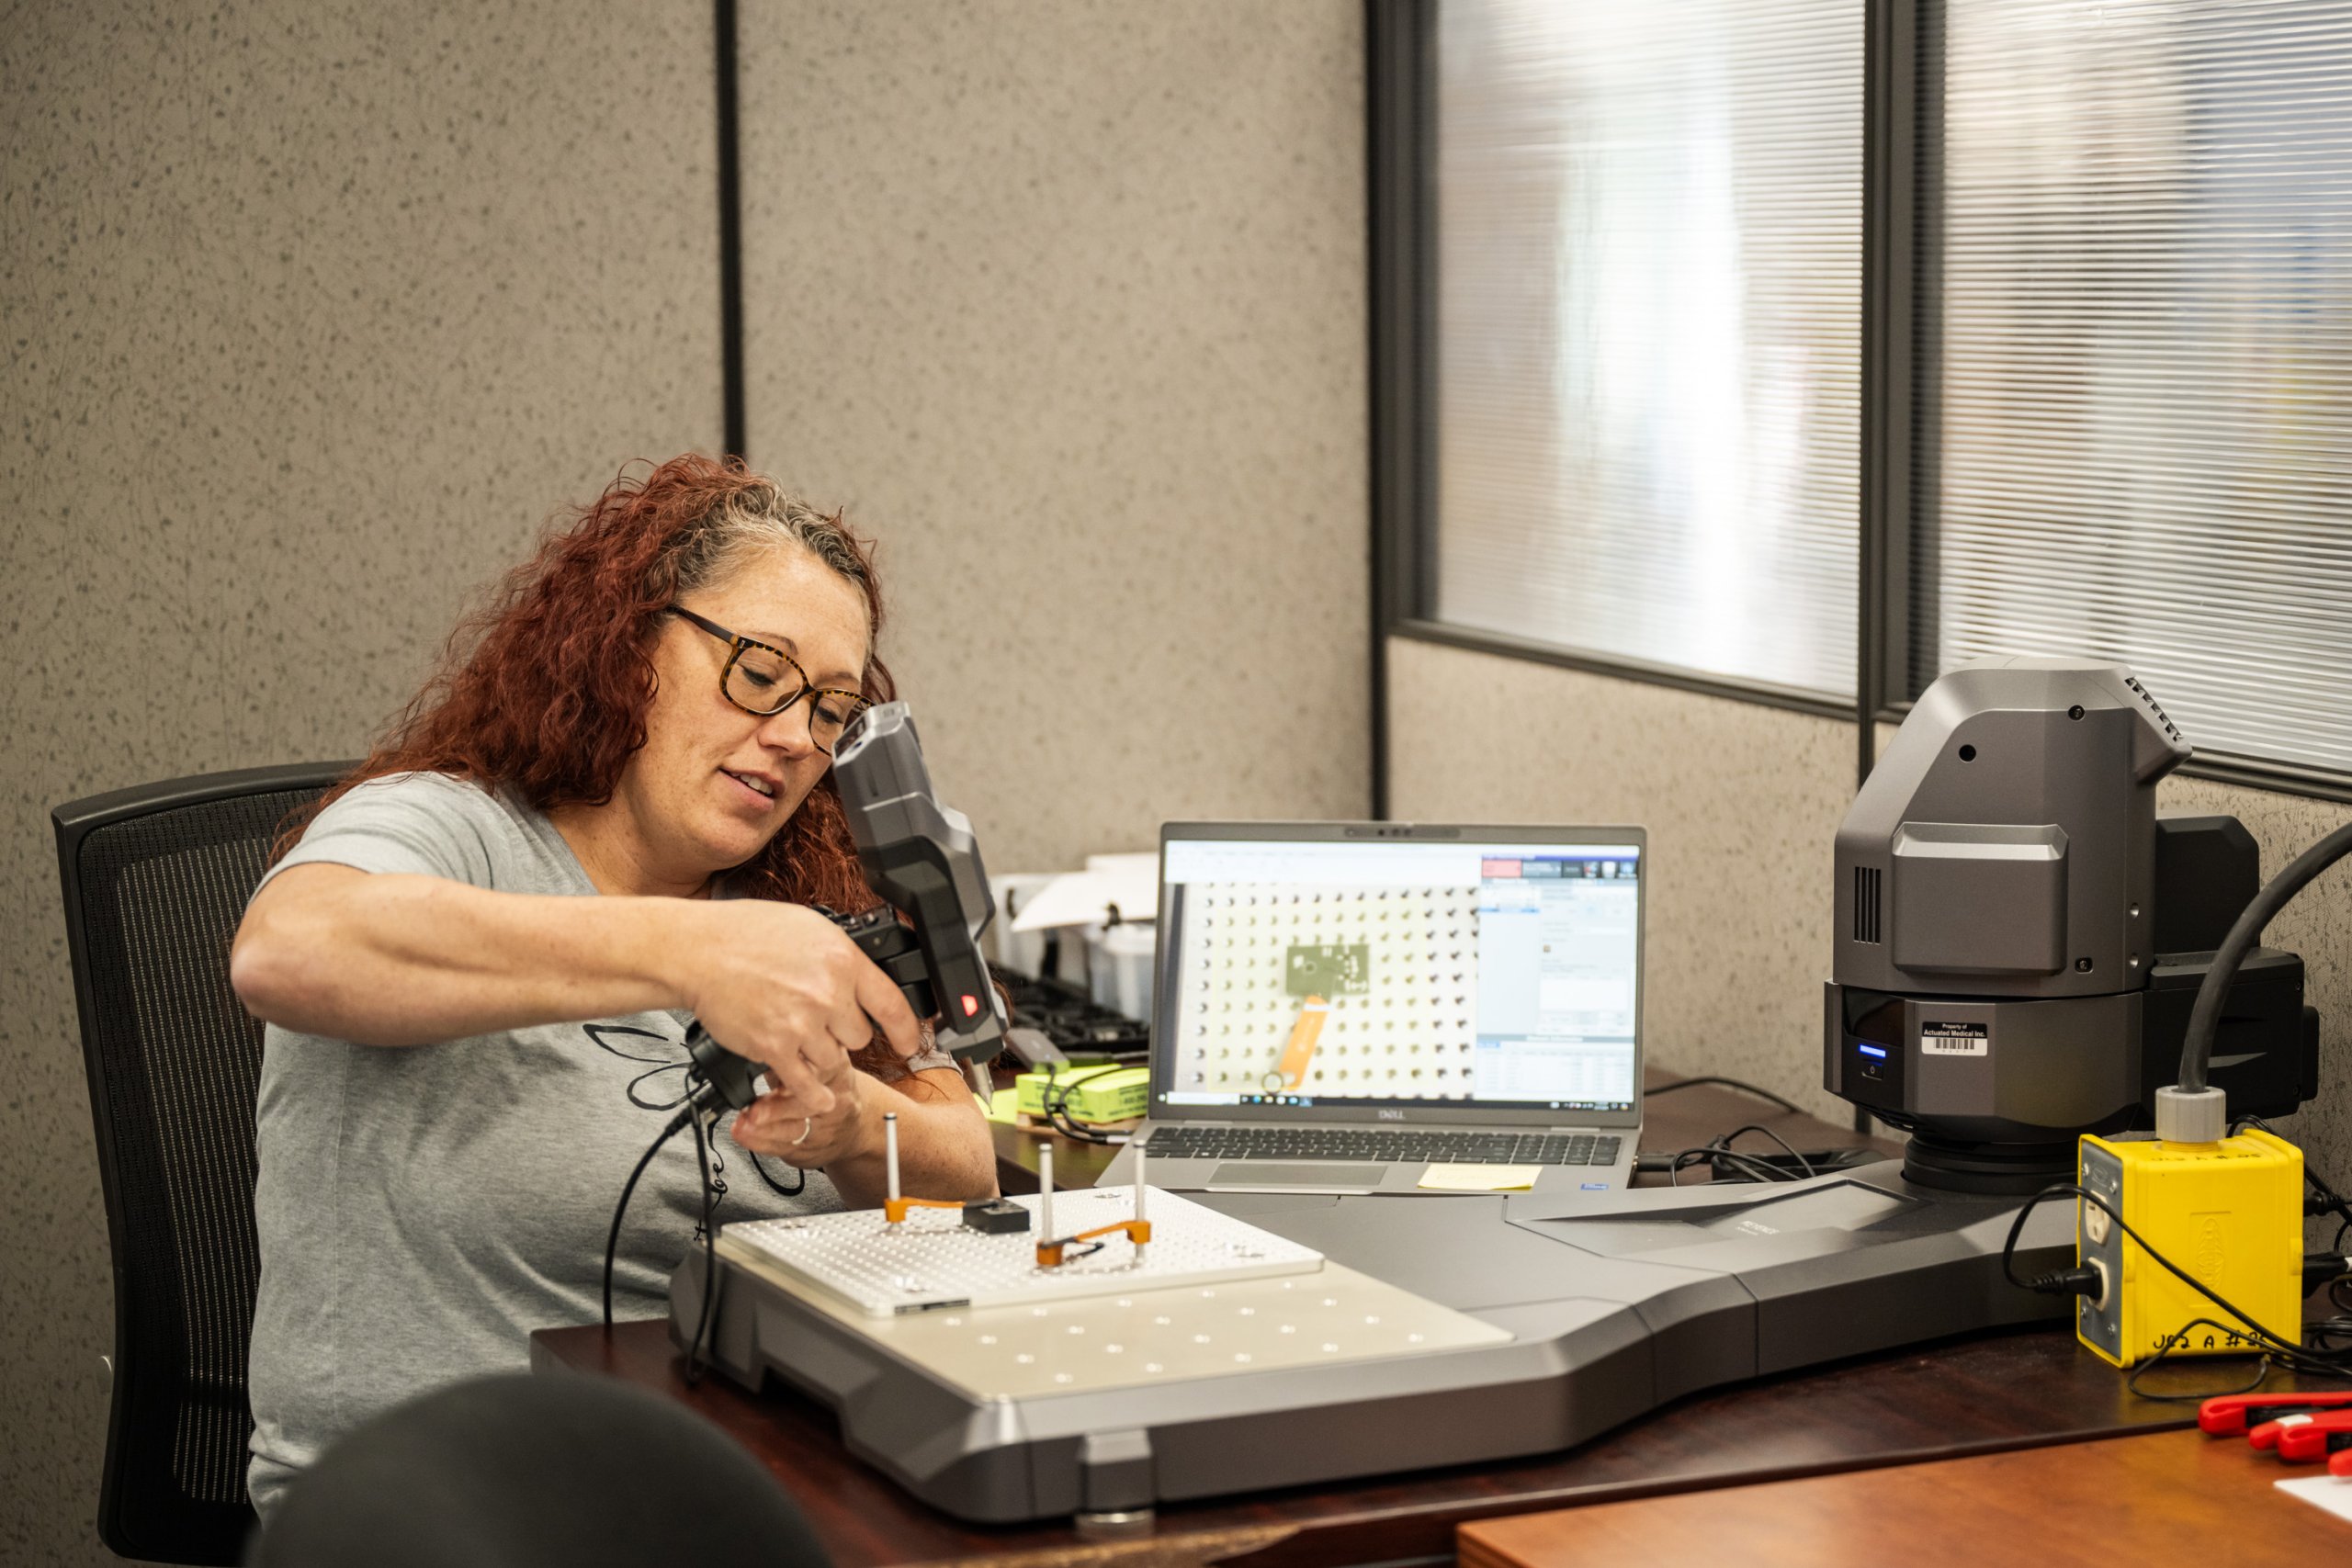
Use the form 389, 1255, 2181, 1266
2075, 1127, 2303, 1367
1014, 1064, 1151, 1125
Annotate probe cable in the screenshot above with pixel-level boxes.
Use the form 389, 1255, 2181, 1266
603, 1103, 695, 1329
598, 1095, 732, 1383
684, 1108, 720, 1385
601, 1049, 744, 1313
746, 1146, 807, 1198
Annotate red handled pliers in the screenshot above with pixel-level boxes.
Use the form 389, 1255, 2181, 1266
2197, 1390, 2352, 1438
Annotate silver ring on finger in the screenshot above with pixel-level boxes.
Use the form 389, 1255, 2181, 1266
790, 1115, 814, 1147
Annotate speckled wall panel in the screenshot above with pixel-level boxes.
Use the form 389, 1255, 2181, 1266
2, 4, 721, 1560
736, 0, 1371, 872
1386, 638, 1859, 1122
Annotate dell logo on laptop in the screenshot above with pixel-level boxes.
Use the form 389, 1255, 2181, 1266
1377, 1109, 1406, 1122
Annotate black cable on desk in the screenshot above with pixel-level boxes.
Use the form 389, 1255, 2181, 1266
1040, 1062, 1129, 1146
2235, 1113, 2352, 1253
1999, 1182, 2352, 1399
1715, 1123, 1817, 1179
1642, 1113, 1860, 1185
1656, 1145, 1796, 1186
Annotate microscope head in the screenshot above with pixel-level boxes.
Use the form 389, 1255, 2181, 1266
1833, 656, 2188, 1002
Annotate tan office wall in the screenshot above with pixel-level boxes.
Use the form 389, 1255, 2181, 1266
737, 0, 1372, 872
2, 5, 723, 1561
1386, 637, 1859, 1122
1395, 649, 2349, 1225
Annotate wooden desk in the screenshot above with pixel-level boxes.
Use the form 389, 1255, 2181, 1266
1457, 1428, 2352, 1567
532, 1077, 2347, 1566
990, 1116, 1122, 1193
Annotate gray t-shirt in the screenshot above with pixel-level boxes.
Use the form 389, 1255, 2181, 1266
245, 772, 951, 1518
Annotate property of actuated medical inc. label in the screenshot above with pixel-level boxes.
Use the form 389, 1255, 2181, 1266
1920, 1021, 1989, 1056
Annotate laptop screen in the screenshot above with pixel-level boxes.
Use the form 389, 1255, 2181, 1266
1152, 829, 1645, 1119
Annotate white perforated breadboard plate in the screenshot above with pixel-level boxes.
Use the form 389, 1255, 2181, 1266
720, 1187, 1322, 1317
718, 1245, 1515, 1401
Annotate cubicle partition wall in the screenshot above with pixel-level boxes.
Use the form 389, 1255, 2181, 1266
5, 6, 1372, 1562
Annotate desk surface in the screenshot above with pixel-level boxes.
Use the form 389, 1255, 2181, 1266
1456, 1428, 2352, 1568
533, 1077, 2348, 1567
982, 1066, 1877, 1194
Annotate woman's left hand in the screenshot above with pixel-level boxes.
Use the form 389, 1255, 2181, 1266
730, 1055, 874, 1168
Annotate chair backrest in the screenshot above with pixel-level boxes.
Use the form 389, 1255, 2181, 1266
248, 1372, 832, 1568
55, 764, 350, 1566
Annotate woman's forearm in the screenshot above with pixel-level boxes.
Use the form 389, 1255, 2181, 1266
236, 863, 924, 1116
232, 864, 702, 1044
800, 1068, 1000, 1209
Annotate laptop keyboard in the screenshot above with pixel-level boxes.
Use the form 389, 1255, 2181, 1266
1142, 1126, 1623, 1167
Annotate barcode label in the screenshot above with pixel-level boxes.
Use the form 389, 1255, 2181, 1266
1920, 1022, 1989, 1056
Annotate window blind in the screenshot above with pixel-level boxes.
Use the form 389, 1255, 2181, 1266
1430, 0, 1863, 701
1917, 0, 2352, 775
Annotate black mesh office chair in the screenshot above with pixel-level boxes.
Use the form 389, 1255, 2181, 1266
55, 763, 351, 1565
247, 1372, 831, 1567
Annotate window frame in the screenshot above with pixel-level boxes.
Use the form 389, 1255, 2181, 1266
1368, 0, 2352, 808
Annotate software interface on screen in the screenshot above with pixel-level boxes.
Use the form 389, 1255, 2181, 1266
1158, 837, 1642, 1113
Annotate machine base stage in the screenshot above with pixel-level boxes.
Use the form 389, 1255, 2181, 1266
668, 1160, 2071, 1521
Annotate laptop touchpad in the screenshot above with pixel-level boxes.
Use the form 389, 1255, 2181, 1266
1209, 1162, 1387, 1190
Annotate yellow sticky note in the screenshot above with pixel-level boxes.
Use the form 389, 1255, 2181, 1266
1418, 1163, 1540, 1192
979, 1087, 1022, 1124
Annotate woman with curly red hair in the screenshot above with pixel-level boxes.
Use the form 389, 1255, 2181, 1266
230, 455, 995, 1519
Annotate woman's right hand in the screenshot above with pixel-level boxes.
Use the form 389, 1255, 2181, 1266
673, 902, 924, 1115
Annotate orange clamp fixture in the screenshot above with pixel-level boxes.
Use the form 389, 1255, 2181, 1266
1035, 1218, 1153, 1269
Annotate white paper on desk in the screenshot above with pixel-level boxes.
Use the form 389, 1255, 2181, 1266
2276, 1474, 2352, 1526
1010, 860, 1161, 932
1419, 1164, 1540, 1193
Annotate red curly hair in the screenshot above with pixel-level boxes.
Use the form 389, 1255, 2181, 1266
282, 453, 916, 1076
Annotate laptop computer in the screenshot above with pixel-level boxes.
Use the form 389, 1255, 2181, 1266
1102, 821, 1646, 1196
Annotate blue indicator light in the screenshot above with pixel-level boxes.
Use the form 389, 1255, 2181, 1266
1858, 1043, 1887, 1059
